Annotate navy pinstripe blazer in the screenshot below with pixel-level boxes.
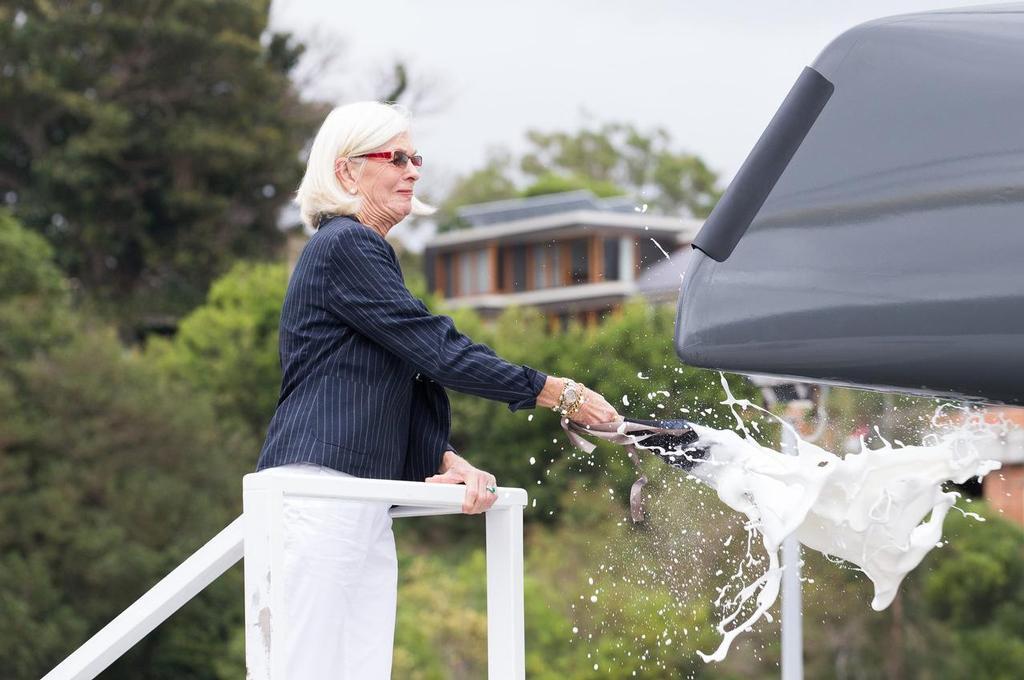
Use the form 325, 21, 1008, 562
256, 215, 547, 481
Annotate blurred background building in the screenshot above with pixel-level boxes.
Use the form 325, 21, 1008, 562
423, 191, 701, 330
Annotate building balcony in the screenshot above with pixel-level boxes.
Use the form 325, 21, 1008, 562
441, 280, 639, 315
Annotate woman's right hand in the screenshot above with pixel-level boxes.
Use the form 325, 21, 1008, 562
538, 376, 620, 426
569, 385, 620, 426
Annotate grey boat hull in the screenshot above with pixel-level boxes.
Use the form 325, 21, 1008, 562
676, 5, 1024, 405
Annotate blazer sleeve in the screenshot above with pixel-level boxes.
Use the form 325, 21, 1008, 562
323, 224, 547, 411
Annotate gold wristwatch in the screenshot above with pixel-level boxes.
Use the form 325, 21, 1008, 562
554, 379, 585, 416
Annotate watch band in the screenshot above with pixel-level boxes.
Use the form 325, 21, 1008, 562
565, 384, 586, 417
553, 378, 579, 416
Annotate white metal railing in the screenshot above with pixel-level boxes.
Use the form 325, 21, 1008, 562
42, 475, 528, 680
243, 473, 527, 680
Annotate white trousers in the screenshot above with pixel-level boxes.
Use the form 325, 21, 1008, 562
257, 462, 398, 679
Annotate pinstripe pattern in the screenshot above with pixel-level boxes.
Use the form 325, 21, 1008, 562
257, 215, 547, 480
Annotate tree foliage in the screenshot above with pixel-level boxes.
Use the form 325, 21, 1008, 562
0, 209, 73, 363
437, 122, 722, 231
147, 260, 288, 437
520, 123, 720, 216
0, 1, 324, 323
917, 503, 1024, 678
392, 483, 727, 680
0, 213, 256, 679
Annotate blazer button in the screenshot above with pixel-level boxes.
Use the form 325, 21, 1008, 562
414, 373, 422, 381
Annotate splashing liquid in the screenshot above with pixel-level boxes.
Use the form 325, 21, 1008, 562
685, 375, 1001, 662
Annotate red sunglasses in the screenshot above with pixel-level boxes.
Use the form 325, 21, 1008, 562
354, 149, 423, 167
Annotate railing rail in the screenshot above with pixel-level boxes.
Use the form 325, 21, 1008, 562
42, 475, 528, 680
42, 516, 246, 680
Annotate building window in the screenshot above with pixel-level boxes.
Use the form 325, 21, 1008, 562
532, 242, 560, 289
532, 244, 545, 288
603, 237, 620, 281
570, 239, 589, 285
443, 253, 454, 297
460, 252, 473, 294
453, 248, 491, 296
475, 248, 489, 294
510, 245, 527, 291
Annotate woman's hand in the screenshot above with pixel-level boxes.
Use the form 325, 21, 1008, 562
537, 376, 621, 426
568, 385, 620, 426
425, 451, 498, 514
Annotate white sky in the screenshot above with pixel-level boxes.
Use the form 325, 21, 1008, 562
268, 0, 988, 246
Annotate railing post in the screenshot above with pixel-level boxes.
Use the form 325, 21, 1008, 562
780, 419, 804, 680
242, 482, 286, 680
486, 505, 526, 680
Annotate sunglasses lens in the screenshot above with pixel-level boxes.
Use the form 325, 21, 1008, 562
388, 151, 423, 167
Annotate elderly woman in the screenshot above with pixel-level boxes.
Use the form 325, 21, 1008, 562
255, 101, 620, 679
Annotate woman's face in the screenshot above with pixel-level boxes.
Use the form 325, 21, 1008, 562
347, 132, 421, 229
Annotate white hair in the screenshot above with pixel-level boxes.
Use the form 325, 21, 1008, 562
295, 101, 435, 231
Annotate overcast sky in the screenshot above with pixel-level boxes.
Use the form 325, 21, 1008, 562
268, 0, 988, 245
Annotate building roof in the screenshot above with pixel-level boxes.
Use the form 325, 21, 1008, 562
455, 190, 635, 227
429, 209, 700, 249
428, 190, 701, 250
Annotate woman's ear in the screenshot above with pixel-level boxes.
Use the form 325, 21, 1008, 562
335, 157, 359, 194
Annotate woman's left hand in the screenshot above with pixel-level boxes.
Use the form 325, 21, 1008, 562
425, 451, 498, 514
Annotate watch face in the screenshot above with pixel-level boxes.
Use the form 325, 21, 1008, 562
564, 386, 579, 403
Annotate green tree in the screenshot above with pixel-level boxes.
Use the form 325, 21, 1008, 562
0, 329, 254, 680
437, 122, 722, 231
0, 209, 73, 363
0, 1, 324, 325
521, 171, 624, 200
147, 260, 289, 438
0, 213, 256, 679
520, 123, 720, 217
391, 483, 727, 680
916, 504, 1024, 679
